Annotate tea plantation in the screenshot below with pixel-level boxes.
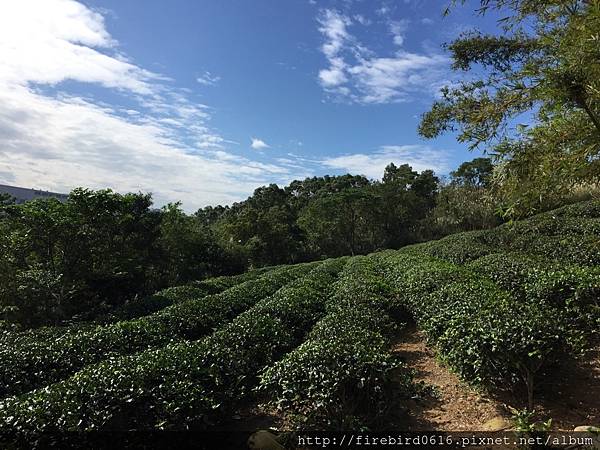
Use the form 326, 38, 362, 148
0, 200, 598, 443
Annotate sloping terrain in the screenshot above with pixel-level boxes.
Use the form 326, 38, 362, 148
0, 200, 598, 446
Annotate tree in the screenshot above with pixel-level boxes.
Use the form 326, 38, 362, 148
0, 189, 163, 327
377, 164, 439, 247
0, 193, 15, 207
216, 184, 303, 266
419, 0, 600, 216
158, 203, 239, 286
451, 157, 494, 187
298, 188, 384, 257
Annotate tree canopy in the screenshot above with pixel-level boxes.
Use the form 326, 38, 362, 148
419, 0, 600, 216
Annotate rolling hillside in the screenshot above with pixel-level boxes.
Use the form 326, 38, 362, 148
0, 199, 598, 446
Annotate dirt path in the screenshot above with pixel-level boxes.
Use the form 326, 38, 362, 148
392, 326, 511, 431
392, 327, 600, 431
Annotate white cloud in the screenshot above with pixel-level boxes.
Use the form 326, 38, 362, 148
319, 66, 347, 87
0, 0, 291, 210
353, 14, 371, 26
316, 9, 450, 104
321, 145, 451, 179
421, 18, 435, 25
0, 0, 158, 94
0, 85, 291, 209
251, 138, 270, 150
347, 52, 448, 103
196, 71, 220, 86
318, 9, 351, 59
389, 20, 409, 47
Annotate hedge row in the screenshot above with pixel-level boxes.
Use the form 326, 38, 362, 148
382, 251, 588, 408
409, 199, 600, 266
0, 286, 212, 357
1, 267, 276, 350
467, 252, 600, 305
0, 262, 315, 398
259, 255, 413, 430
0, 258, 345, 440
468, 252, 600, 336
98, 267, 275, 324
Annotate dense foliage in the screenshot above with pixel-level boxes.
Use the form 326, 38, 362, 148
259, 255, 414, 430
0, 263, 312, 398
391, 199, 600, 407
0, 189, 242, 328
382, 252, 588, 409
0, 259, 344, 440
0, 199, 598, 443
207, 164, 440, 264
1, 162, 492, 330
419, 0, 600, 216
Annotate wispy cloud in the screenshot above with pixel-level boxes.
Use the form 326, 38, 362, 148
389, 20, 409, 46
353, 14, 371, 26
317, 9, 351, 88
321, 145, 451, 179
0, 0, 289, 210
196, 71, 220, 86
316, 9, 449, 104
251, 138, 270, 150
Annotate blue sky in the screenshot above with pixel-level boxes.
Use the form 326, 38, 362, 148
0, 0, 501, 210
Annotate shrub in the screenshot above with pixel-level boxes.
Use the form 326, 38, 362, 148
100, 268, 273, 323
0, 258, 345, 440
468, 253, 600, 333
466, 252, 549, 296
382, 252, 586, 409
259, 256, 414, 430
408, 199, 600, 267
0, 263, 315, 398
406, 230, 491, 264
523, 265, 600, 333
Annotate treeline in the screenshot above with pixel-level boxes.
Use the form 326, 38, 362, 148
0, 190, 243, 328
0, 158, 498, 329
198, 158, 499, 267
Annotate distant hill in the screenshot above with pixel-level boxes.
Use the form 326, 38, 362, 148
0, 184, 69, 204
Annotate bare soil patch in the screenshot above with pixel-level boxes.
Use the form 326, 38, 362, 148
392, 326, 509, 431
392, 327, 600, 432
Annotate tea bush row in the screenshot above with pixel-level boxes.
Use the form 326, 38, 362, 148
259, 255, 414, 430
467, 252, 600, 332
99, 267, 274, 323
409, 199, 600, 266
1, 267, 274, 349
0, 258, 345, 440
382, 252, 587, 408
0, 262, 315, 398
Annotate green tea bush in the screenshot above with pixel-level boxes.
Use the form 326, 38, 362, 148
100, 268, 272, 323
259, 256, 413, 430
0, 263, 314, 398
410, 199, 600, 267
0, 259, 344, 438
406, 230, 492, 264
523, 266, 600, 333
99, 286, 210, 324
466, 252, 550, 296
0, 280, 239, 354
480, 217, 600, 265
382, 252, 586, 408
467, 253, 600, 332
